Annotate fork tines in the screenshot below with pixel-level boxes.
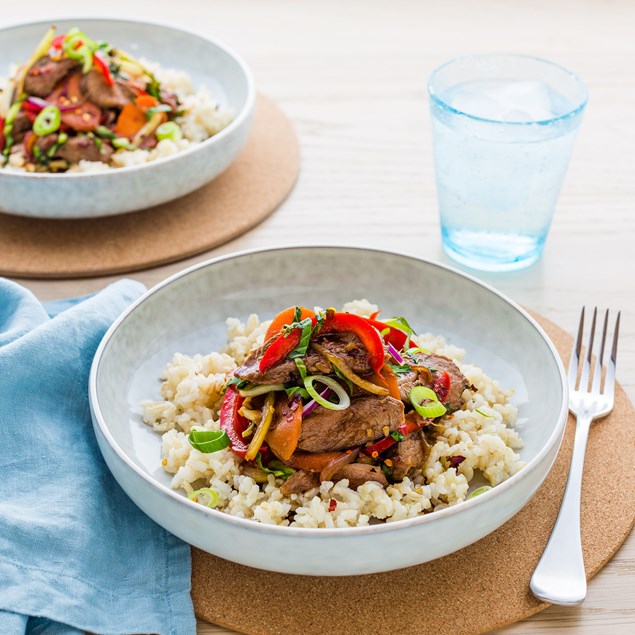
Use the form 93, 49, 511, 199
569, 307, 620, 396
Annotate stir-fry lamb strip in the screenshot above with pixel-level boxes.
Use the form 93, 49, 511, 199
56, 135, 113, 163
397, 352, 469, 413
11, 111, 32, 143
234, 332, 374, 385
279, 470, 320, 496
80, 70, 136, 109
388, 412, 431, 480
333, 463, 388, 488
297, 395, 405, 453
24, 56, 79, 97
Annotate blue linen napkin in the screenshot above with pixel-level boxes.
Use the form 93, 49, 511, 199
0, 279, 195, 635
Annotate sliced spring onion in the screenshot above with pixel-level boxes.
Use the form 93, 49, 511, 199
33, 105, 61, 136
475, 409, 493, 418
188, 429, 231, 453
238, 383, 285, 398
156, 121, 182, 142
406, 346, 431, 356
112, 137, 135, 150
303, 375, 350, 411
188, 488, 219, 508
410, 386, 447, 418
387, 342, 404, 365
302, 386, 333, 416
63, 33, 95, 74
244, 393, 275, 461
314, 344, 389, 397
96, 125, 117, 139
6, 101, 23, 126
467, 486, 492, 500
294, 357, 308, 381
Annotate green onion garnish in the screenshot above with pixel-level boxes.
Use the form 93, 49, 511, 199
188, 488, 219, 508
409, 386, 447, 419
156, 120, 182, 141
467, 486, 492, 500
96, 125, 117, 139
238, 383, 285, 397
294, 358, 308, 381
475, 409, 493, 418
304, 375, 351, 411
188, 429, 231, 453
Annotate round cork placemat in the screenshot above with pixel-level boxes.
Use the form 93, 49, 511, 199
191, 313, 635, 635
0, 94, 299, 279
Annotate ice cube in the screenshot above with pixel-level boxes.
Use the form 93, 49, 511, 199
447, 80, 556, 122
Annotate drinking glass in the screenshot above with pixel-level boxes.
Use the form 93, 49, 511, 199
428, 55, 588, 271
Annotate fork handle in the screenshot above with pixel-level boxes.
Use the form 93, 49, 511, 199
530, 413, 592, 606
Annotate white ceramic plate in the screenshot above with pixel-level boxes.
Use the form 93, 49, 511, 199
0, 18, 255, 218
89, 246, 568, 575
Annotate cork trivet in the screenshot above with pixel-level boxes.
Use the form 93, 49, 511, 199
0, 94, 299, 279
191, 313, 635, 635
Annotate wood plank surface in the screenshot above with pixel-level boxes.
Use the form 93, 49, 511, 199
2, 0, 633, 633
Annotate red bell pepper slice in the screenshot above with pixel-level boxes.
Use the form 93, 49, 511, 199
93, 51, 115, 87
319, 311, 385, 373
362, 415, 427, 457
265, 306, 315, 341
259, 309, 317, 372
433, 371, 451, 403
219, 385, 250, 457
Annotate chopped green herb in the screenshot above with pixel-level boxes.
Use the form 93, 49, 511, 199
475, 409, 493, 418
384, 316, 416, 348
285, 386, 310, 400
255, 453, 295, 480
285, 317, 314, 359
222, 376, 247, 395
146, 104, 172, 120
388, 362, 411, 375
390, 430, 405, 442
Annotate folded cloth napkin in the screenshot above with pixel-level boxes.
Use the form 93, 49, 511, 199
0, 279, 195, 635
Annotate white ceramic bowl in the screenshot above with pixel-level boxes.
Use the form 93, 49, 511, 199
89, 246, 568, 576
0, 18, 255, 218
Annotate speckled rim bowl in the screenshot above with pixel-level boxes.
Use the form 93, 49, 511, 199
0, 17, 255, 219
89, 246, 568, 576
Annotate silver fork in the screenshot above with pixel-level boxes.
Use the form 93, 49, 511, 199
530, 307, 620, 606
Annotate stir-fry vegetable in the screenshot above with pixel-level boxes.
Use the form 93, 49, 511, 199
467, 485, 492, 499
219, 385, 250, 457
156, 121, 182, 142
245, 392, 276, 461
33, 105, 61, 136
265, 394, 303, 461
303, 375, 351, 411
410, 386, 447, 418
188, 429, 231, 453
188, 488, 219, 508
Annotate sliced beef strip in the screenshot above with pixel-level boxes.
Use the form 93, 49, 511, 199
333, 463, 388, 489
234, 332, 372, 385
55, 136, 113, 164
388, 412, 431, 481
34, 133, 59, 154
397, 352, 469, 413
11, 111, 32, 143
297, 395, 404, 453
279, 470, 320, 496
24, 57, 79, 97
81, 70, 133, 109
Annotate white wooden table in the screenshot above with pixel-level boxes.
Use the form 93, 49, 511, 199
4, 0, 634, 632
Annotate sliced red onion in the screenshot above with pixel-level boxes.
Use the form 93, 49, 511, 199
387, 342, 404, 365
302, 387, 332, 416
24, 96, 47, 112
